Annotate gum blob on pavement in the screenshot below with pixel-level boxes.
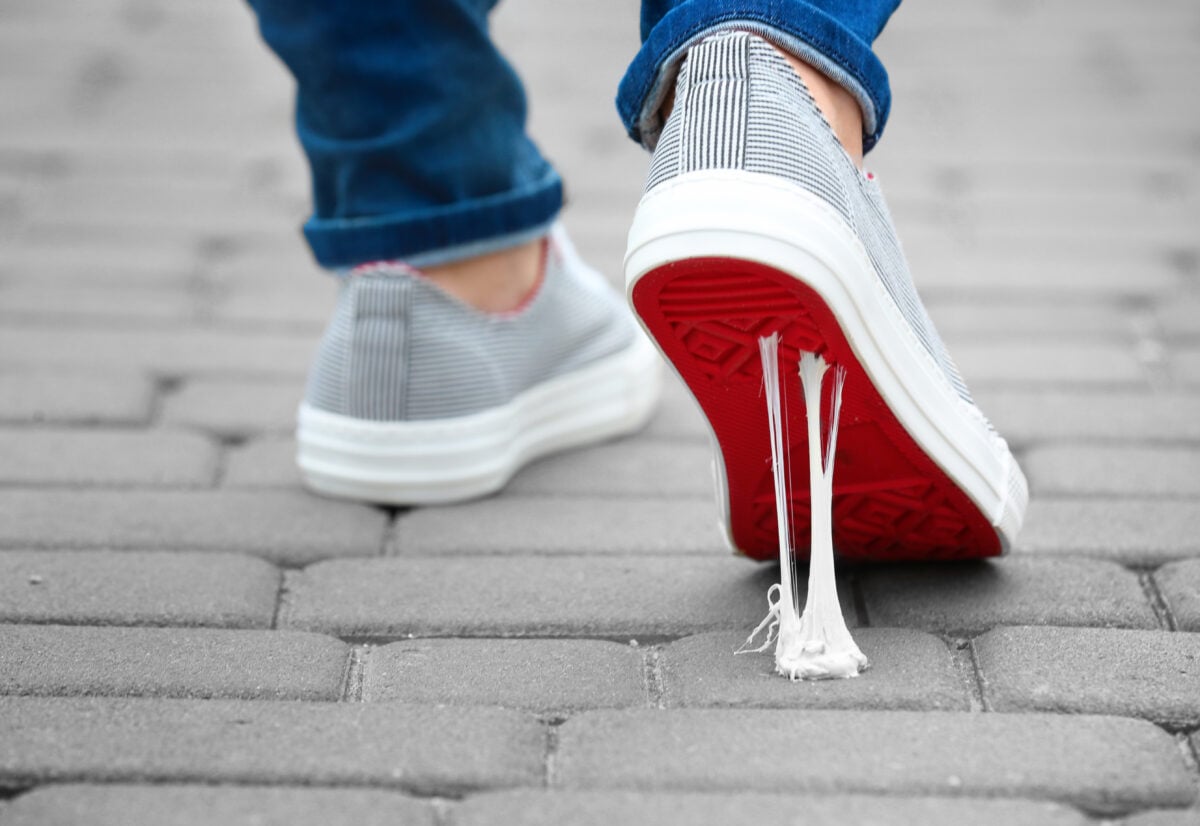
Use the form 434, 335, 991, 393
739, 336, 869, 681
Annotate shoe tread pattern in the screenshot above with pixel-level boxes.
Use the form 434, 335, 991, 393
636, 260, 1000, 562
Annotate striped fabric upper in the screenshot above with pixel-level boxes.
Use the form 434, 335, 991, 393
305, 226, 636, 421
646, 32, 974, 406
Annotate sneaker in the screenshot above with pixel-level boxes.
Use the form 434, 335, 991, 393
625, 32, 1028, 562
297, 223, 662, 504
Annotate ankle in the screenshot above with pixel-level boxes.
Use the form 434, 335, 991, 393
420, 238, 545, 314
776, 49, 864, 168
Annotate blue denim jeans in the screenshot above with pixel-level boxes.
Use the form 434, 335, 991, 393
248, 0, 900, 269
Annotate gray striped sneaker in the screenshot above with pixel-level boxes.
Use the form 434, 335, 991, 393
298, 223, 661, 504
626, 31, 1027, 562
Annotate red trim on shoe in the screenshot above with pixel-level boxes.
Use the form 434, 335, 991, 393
631, 256, 1001, 563
347, 238, 549, 318
348, 260, 423, 278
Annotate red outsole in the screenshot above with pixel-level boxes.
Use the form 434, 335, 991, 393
632, 257, 1001, 563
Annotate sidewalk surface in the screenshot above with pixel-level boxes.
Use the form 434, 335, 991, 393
2, 0, 1199, 823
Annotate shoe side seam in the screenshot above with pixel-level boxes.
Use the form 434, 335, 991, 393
676, 58, 691, 179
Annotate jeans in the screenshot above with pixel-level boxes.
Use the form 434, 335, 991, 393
247, 0, 901, 269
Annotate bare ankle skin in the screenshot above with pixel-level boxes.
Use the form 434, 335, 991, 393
778, 50, 864, 168
421, 237, 544, 313
426, 46, 865, 315
660, 43, 865, 169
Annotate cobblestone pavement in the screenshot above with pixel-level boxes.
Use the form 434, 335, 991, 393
1, 0, 1199, 824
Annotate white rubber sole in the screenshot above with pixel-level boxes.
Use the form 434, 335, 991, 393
625, 169, 1027, 551
296, 332, 662, 505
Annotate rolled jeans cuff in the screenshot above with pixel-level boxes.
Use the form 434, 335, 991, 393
302, 169, 563, 269
617, 4, 892, 153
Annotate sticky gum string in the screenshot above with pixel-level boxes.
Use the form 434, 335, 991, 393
738, 334, 869, 681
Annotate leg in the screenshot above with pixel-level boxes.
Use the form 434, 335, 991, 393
623, 0, 899, 154
247, 0, 561, 271
620, 4, 1029, 561
245, 0, 662, 503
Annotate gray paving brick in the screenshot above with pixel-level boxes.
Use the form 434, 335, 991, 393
0, 325, 314, 377
928, 298, 1130, 338
899, 194, 1196, 244
0, 490, 386, 565
29, 179, 291, 233
364, 638, 646, 712
975, 626, 1200, 726
553, 710, 1195, 812
0, 625, 347, 701
223, 436, 300, 487
951, 342, 1145, 387
1120, 811, 1200, 826
160, 378, 303, 438
0, 428, 218, 486
1171, 352, 1200, 386
281, 556, 830, 638
639, 376, 708, 442
0, 370, 152, 425
904, 245, 1181, 302
203, 242, 326, 291
0, 283, 196, 323
659, 629, 968, 710
0, 697, 544, 793
1157, 295, 1200, 339
211, 279, 335, 328
506, 441, 714, 498
875, 160, 1183, 206
1023, 446, 1200, 497
1017, 499, 1200, 565
391, 497, 726, 556
450, 790, 1090, 826
1157, 560, 1200, 631
0, 784, 435, 826
1175, 350, 1200, 388
0, 551, 279, 628
858, 558, 1156, 634
0, 238, 193, 287
973, 390, 1200, 446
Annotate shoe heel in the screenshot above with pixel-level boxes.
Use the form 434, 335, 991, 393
625, 173, 1011, 561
